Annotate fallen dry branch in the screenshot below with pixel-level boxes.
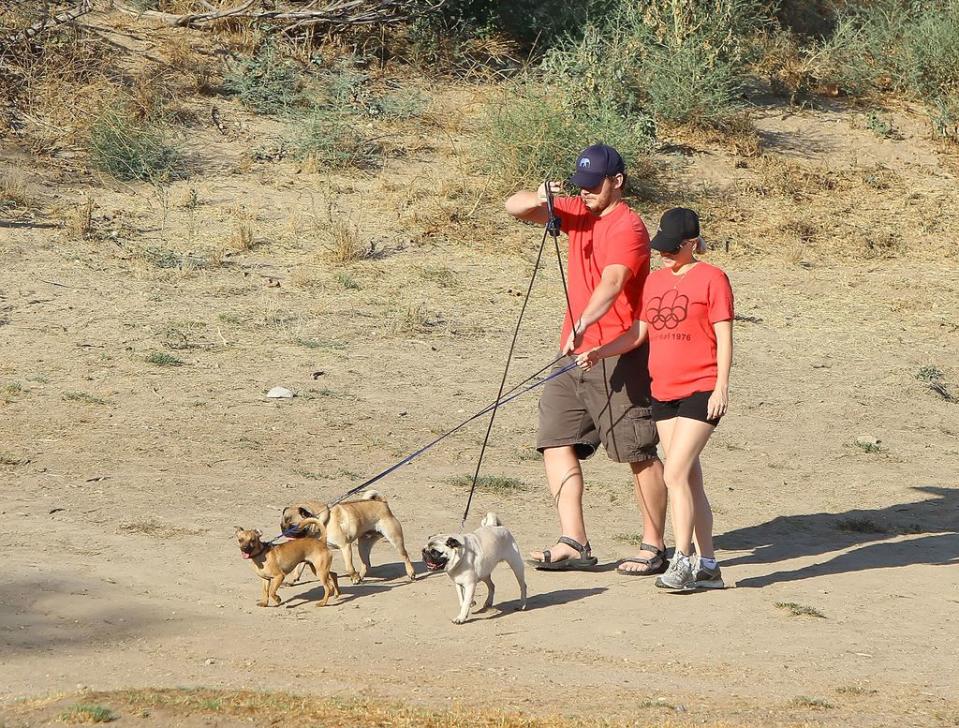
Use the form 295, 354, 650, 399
3, 0, 93, 45
112, 0, 446, 32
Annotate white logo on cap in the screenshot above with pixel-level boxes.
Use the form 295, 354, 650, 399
578, 158, 591, 169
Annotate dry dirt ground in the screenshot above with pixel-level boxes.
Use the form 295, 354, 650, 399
2, 70, 958, 727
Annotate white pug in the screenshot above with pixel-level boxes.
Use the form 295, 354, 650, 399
422, 513, 527, 624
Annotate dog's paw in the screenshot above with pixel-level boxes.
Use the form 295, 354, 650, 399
516, 602, 527, 611
256, 600, 268, 607
348, 572, 362, 585
451, 616, 466, 625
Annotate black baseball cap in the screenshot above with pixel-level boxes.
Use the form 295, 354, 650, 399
569, 144, 626, 189
650, 207, 701, 252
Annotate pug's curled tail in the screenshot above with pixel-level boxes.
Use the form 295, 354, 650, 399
297, 517, 329, 540
362, 490, 384, 501
481, 512, 501, 527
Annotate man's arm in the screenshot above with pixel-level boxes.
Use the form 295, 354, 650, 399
575, 319, 649, 370
504, 181, 560, 226
563, 264, 631, 353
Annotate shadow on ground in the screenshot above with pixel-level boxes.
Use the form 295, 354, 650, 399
716, 485, 958, 587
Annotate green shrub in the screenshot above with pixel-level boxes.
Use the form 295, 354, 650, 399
146, 351, 183, 367
224, 43, 301, 115
292, 109, 381, 170
643, 45, 742, 126
819, 0, 959, 139
398, 0, 611, 71
895, 1, 959, 99
480, 82, 656, 192
368, 89, 428, 120
315, 57, 368, 109
89, 111, 179, 182
538, 0, 765, 128
57, 704, 117, 723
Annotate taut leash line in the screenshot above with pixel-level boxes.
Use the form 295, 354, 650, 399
460, 221, 552, 527
328, 356, 577, 507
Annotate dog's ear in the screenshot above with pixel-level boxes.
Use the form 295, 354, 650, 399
445, 537, 462, 549
298, 506, 315, 519
234, 526, 244, 535
255, 529, 263, 537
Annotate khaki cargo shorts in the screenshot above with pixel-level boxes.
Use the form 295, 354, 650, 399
536, 345, 659, 463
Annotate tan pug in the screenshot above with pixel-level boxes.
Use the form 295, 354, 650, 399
422, 512, 527, 625
280, 490, 416, 584
234, 519, 340, 608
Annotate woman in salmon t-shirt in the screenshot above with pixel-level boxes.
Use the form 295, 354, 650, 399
576, 208, 733, 592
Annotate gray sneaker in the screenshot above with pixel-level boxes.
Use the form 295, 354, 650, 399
690, 554, 725, 590
655, 551, 694, 590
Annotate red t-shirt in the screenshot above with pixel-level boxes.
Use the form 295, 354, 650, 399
640, 262, 734, 401
552, 197, 650, 353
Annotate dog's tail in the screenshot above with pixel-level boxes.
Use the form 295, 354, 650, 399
362, 490, 384, 501
297, 517, 329, 541
481, 512, 501, 527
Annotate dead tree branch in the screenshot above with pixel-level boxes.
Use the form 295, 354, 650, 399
112, 0, 446, 32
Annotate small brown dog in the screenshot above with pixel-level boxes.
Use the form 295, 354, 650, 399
235, 519, 340, 608
280, 490, 416, 584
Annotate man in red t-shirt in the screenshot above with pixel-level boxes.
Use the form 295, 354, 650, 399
504, 144, 668, 573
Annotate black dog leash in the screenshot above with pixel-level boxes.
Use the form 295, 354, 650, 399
325, 354, 577, 509
460, 179, 578, 527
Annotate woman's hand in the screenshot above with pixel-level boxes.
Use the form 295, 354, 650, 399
707, 386, 728, 421
576, 348, 602, 371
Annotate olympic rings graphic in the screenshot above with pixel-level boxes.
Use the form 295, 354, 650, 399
646, 289, 689, 331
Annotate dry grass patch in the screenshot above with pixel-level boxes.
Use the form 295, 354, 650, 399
664, 114, 763, 158
396, 302, 446, 334
0, 167, 33, 209
789, 696, 834, 710
117, 521, 204, 538
0, 451, 28, 466
739, 156, 843, 201
450, 474, 527, 493
57, 703, 116, 723
146, 351, 184, 367
62, 391, 109, 405
775, 601, 826, 618
63, 198, 97, 240
60, 688, 673, 727
324, 218, 373, 264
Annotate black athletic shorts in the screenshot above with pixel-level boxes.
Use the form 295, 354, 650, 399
650, 390, 721, 426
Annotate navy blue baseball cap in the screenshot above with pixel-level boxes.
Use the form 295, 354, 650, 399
569, 144, 626, 189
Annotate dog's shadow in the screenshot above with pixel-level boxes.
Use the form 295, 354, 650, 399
282, 562, 440, 608
482, 586, 607, 620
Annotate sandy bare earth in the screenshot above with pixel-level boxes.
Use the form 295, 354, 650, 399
2, 93, 958, 727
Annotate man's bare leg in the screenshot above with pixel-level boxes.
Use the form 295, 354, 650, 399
528, 445, 587, 563
618, 456, 668, 573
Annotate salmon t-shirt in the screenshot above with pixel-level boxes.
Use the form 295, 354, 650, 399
640, 262, 734, 401
552, 197, 650, 353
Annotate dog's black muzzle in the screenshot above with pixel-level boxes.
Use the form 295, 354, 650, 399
422, 547, 448, 572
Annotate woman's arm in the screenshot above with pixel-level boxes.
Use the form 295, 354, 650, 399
575, 320, 648, 370
707, 319, 733, 420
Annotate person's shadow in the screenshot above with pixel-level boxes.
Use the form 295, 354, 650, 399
715, 485, 958, 588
